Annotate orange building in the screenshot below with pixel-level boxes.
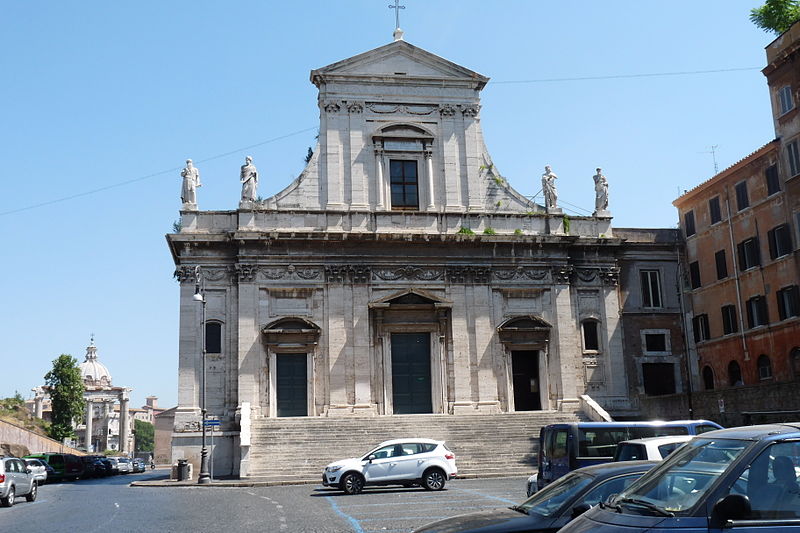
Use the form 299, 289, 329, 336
673, 21, 800, 415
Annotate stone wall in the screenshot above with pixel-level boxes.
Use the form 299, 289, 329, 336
0, 419, 85, 456
639, 381, 800, 427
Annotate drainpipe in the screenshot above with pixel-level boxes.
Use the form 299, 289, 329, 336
676, 243, 695, 418
724, 194, 750, 361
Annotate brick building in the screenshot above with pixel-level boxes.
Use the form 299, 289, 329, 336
671, 21, 800, 423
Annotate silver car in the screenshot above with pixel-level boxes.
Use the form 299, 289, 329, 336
23, 458, 48, 484
0, 457, 37, 507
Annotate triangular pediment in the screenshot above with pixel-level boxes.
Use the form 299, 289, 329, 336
311, 40, 488, 88
369, 288, 452, 307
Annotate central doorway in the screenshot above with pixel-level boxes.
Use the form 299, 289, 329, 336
512, 350, 541, 411
276, 353, 308, 417
391, 333, 432, 414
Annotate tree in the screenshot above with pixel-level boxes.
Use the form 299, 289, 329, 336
134, 419, 154, 453
750, 0, 800, 34
44, 354, 85, 442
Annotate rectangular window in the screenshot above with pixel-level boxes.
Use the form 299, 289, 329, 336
644, 333, 667, 352
640, 270, 662, 308
768, 224, 792, 259
746, 296, 769, 328
692, 314, 710, 343
709, 197, 722, 224
389, 159, 419, 209
684, 210, 696, 237
779, 85, 795, 115
789, 140, 800, 177
735, 181, 749, 211
721, 304, 738, 335
765, 164, 781, 196
642, 363, 676, 396
582, 321, 599, 352
715, 249, 728, 280
689, 261, 702, 289
777, 285, 800, 320
737, 237, 761, 270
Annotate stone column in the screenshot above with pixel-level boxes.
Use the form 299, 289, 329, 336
32, 388, 44, 419
425, 149, 435, 209
348, 102, 368, 209
551, 267, 580, 410
440, 105, 462, 211
374, 145, 385, 209
462, 105, 483, 211
119, 391, 130, 454
236, 266, 261, 416
322, 101, 344, 209
85, 400, 93, 453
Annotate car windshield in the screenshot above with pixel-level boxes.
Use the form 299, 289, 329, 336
517, 472, 593, 517
611, 438, 751, 515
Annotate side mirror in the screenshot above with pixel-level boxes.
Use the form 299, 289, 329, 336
367, 454, 376, 463
571, 503, 592, 518
712, 494, 751, 525
26, 467, 33, 474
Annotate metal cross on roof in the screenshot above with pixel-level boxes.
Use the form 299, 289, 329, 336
389, 0, 405, 30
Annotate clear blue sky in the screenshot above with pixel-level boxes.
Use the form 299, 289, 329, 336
0, 1, 776, 410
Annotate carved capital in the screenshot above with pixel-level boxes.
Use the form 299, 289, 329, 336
551, 266, 574, 285
461, 104, 481, 118
599, 267, 620, 286
423, 149, 433, 159
234, 264, 258, 282
346, 102, 364, 114
325, 265, 371, 283
322, 101, 341, 113
439, 104, 457, 117
174, 266, 197, 283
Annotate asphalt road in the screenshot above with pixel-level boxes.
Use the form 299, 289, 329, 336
1, 470, 529, 532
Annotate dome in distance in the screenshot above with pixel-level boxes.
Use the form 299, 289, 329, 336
79, 339, 112, 387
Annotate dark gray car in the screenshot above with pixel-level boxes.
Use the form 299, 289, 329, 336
414, 461, 657, 533
0, 457, 37, 507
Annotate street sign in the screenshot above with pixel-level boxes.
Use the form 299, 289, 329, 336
203, 419, 220, 427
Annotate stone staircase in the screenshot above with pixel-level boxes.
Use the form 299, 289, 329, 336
247, 410, 582, 484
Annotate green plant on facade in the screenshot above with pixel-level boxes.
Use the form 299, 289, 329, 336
483, 227, 496, 235
495, 201, 502, 207
562, 215, 571, 234
457, 226, 475, 235
172, 220, 181, 233
493, 176, 505, 186
514, 228, 524, 235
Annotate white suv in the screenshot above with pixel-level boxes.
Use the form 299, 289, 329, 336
322, 438, 457, 495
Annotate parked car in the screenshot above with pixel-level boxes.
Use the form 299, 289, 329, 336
0, 457, 38, 507
131, 458, 145, 473
415, 461, 657, 533
97, 457, 114, 476
117, 457, 132, 474
79, 455, 105, 478
560, 423, 800, 532
24, 453, 84, 481
612, 435, 694, 462
532, 420, 722, 493
39, 459, 56, 481
23, 458, 48, 484
322, 438, 457, 495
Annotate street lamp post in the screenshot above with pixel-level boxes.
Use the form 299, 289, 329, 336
194, 266, 211, 484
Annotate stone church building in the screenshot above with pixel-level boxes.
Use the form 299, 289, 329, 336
167, 36, 685, 477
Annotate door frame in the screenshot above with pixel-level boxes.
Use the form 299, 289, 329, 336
268, 348, 314, 418
506, 345, 550, 412
380, 325, 445, 415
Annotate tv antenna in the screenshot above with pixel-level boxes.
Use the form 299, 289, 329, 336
700, 145, 720, 175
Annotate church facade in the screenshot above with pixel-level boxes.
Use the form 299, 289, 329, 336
167, 38, 684, 476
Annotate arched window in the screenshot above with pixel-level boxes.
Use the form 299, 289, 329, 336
702, 366, 715, 390
582, 320, 600, 352
757, 354, 772, 380
205, 322, 222, 354
728, 360, 743, 387
791, 348, 800, 379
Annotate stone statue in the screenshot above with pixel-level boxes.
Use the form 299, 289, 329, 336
240, 155, 259, 206
542, 165, 558, 209
593, 167, 609, 214
180, 159, 201, 209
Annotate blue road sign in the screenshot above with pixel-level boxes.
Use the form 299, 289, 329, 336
203, 419, 220, 427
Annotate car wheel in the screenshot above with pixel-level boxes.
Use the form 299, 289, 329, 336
341, 473, 365, 495
1, 486, 15, 507
422, 468, 446, 491
26, 482, 37, 502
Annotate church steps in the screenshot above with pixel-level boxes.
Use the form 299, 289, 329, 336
246, 411, 580, 482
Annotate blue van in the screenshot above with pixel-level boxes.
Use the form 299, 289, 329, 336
536, 420, 721, 491
560, 423, 800, 532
